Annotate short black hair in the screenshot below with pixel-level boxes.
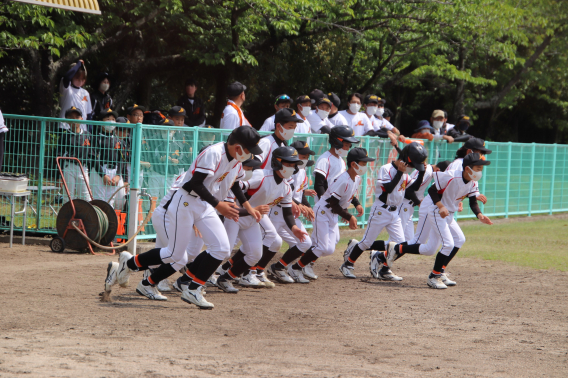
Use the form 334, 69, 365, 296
185, 78, 197, 87
347, 93, 363, 103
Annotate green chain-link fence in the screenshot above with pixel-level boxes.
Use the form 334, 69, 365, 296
2, 114, 567, 243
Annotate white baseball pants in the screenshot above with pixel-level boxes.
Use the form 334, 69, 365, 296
268, 207, 312, 252
358, 201, 405, 250
415, 207, 466, 256
224, 215, 264, 267
311, 203, 339, 258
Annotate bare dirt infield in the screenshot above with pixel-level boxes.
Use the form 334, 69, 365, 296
1, 238, 567, 377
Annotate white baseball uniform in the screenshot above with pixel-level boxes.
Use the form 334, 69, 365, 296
295, 113, 311, 134
328, 111, 348, 127
447, 157, 464, 173
219, 100, 251, 129
338, 110, 373, 136
312, 171, 360, 258
396, 165, 435, 241
59, 79, 92, 132
307, 110, 332, 133
259, 114, 276, 132
370, 115, 395, 132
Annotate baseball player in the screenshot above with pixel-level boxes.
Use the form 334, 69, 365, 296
220, 82, 250, 129
215, 146, 308, 293
288, 147, 373, 278
267, 141, 316, 284
106, 127, 263, 309
257, 108, 304, 169
294, 95, 312, 133
326, 92, 348, 127
57, 106, 95, 201
341, 143, 428, 280
307, 97, 334, 133
59, 60, 92, 132
338, 93, 374, 136
259, 94, 293, 132
382, 153, 493, 289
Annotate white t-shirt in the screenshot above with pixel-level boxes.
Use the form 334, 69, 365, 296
0, 110, 7, 133
307, 111, 332, 133
328, 111, 348, 127
219, 101, 251, 129
409, 164, 434, 201
259, 114, 276, 132
295, 113, 311, 134
427, 169, 479, 213
59, 79, 92, 132
242, 169, 293, 208
314, 150, 346, 186
339, 110, 373, 136
375, 163, 410, 206
180, 142, 243, 203
317, 171, 360, 209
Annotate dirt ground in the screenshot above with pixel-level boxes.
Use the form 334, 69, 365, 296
1, 235, 567, 378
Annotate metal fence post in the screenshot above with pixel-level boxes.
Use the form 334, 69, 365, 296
480, 142, 488, 214
36, 119, 47, 230
504, 142, 512, 218
549, 144, 557, 215
128, 123, 143, 254
527, 143, 536, 216
192, 127, 199, 162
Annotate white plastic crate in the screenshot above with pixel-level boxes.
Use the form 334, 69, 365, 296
0, 178, 29, 193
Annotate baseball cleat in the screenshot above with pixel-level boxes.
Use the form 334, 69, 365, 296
216, 275, 239, 293
181, 286, 214, 309
343, 238, 358, 262
378, 267, 403, 281
339, 263, 356, 279
302, 262, 318, 280
441, 273, 456, 286
268, 263, 294, 284
157, 279, 171, 292
206, 274, 218, 287
238, 271, 265, 288
385, 242, 397, 267
136, 280, 167, 301
427, 274, 448, 289
105, 261, 119, 292
117, 252, 134, 287
256, 271, 275, 288
173, 276, 189, 292
216, 265, 227, 276
287, 264, 310, 284
369, 250, 382, 279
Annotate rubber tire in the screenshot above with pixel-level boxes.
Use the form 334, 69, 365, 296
50, 236, 66, 253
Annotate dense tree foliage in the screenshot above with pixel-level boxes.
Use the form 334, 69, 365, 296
1, 0, 567, 143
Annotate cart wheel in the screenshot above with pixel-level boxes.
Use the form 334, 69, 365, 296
50, 237, 66, 253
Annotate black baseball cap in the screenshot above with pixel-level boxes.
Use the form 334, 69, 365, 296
317, 97, 333, 107
98, 108, 118, 120
290, 140, 315, 156
296, 95, 311, 104
435, 160, 451, 172
347, 147, 375, 165
169, 106, 187, 117
116, 117, 130, 124
274, 108, 304, 124
463, 137, 492, 154
127, 104, 145, 114
230, 126, 263, 155
363, 94, 380, 105
275, 94, 292, 105
327, 92, 340, 108
65, 106, 82, 118
159, 117, 175, 126
309, 89, 326, 104
463, 152, 490, 168
227, 81, 246, 97
243, 157, 262, 168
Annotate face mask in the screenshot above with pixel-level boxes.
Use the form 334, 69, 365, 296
366, 106, 377, 115
376, 108, 385, 117
280, 166, 295, 179
242, 170, 253, 181
335, 148, 349, 158
235, 145, 251, 162
349, 103, 361, 113
467, 166, 482, 181
279, 125, 295, 141
103, 125, 115, 132
99, 83, 110, 92
458, 122, 469, 132
405, 167, 414, 174
317, 109, 330, 120
433, 121, 444, 129
299, 159, 309, 168
353, 162, 367, 176
300, 106, 311, 118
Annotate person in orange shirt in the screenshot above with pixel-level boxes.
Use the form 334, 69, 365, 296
411, 120, 435, 141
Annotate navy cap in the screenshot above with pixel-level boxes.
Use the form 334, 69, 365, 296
243, 157, 262, 168
290, 140, 315, 156
463, 152, 490, 168
230, 126, 263, 155
274, 108, 304, 124
347, 147, 375, 165
363, 94, 382, 105
414, 120, 433, 133
127, 104, 145, 114
464, 137, 492, 154
65, 106, 82, 118
435, 160, 451, 172
309, 89, 326, 104
169, 106, 187, 117
116, 117, 130, 124
98, 108, 119, 120
296, 95, 311, 104
159, 118, 175, 126
227, 81, 246, 97
327, 92, 341, 108
317, 97, 333, 107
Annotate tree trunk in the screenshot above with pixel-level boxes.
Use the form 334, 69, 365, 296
452, 45, 466, 121
211, 65, 228, 128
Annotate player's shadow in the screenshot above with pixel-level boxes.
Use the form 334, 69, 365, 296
358, 277, 425, 289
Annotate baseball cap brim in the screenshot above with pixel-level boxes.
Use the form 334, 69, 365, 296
342, 136, 360, 144
357, 156, 375, 162
65, 109, 82, 117
246, 144, 263, 155
477, 146, 492, 154
306, 160, 315, 167
296, 147, 315, 155
411, 161, 425, 172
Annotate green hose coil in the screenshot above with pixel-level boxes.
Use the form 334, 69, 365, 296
92, 205, 109, 243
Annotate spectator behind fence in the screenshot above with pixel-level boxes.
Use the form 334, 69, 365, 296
326, 92, 348, 127
0, 108, 7, 171
411, 120, 435, 141
339, 93, 374, 136
125, 104, 152, 180
307, 97, 333, 134
58, 106, 95, 201
91, 72, 113, 120
259, 94, 292, 132
220, 81, 250, 129
383, 108, 394, 122
294, 95, 312, 134
59, 60, 91, 132
90, 109, 126, 210
430, 109, 454, 143
176, 78, 206, 127
447, 115, 472, 141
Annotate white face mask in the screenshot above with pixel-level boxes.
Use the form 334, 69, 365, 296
299, 106, 311, 118
335, 148, 349, 158
433, 121, 444, 129
317, 109, 330, 120
103, 125, 115, 132
299, 159, 309, 168
242, 169, 253, 181
99, 83, 110, 92
235, 145, 251, 162
467, 166, 482, 181
349, 103, 361, 113
353, 162, 367, 176
376, 108, 385, 117
278, 124, 295, 141
366, 106, 377, 115
280, 166, 295, 179
405, 167, 414, 174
